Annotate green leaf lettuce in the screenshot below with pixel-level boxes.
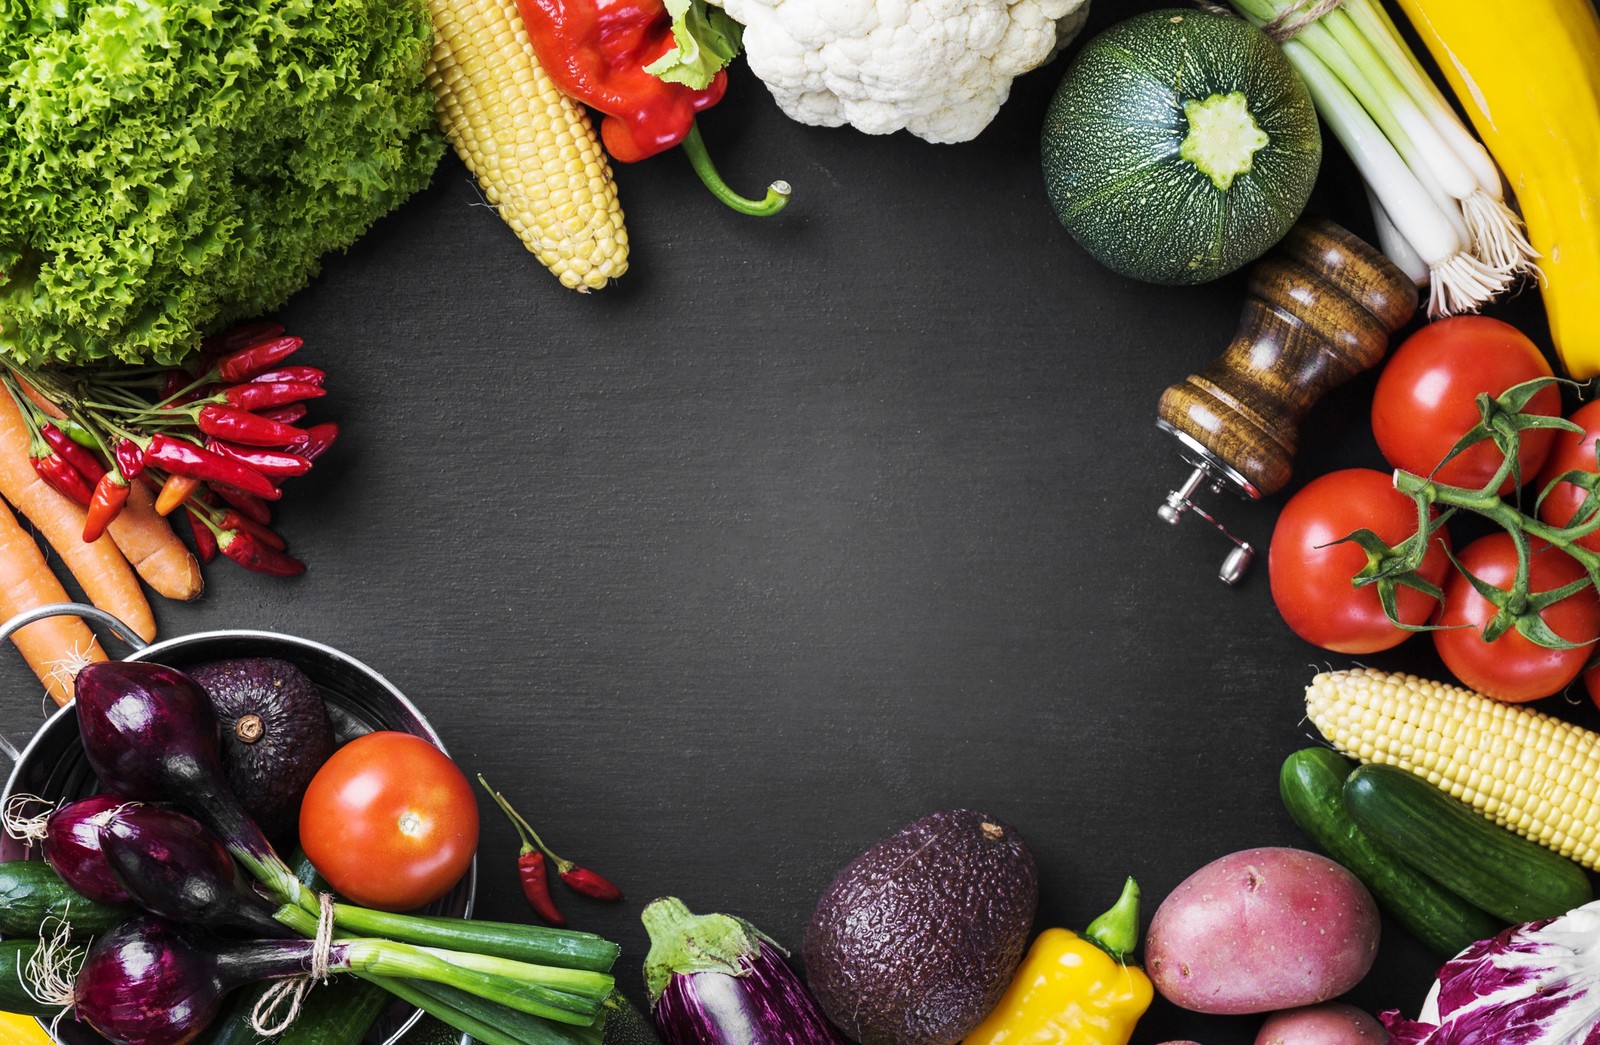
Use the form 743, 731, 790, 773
0, 0, 447, 366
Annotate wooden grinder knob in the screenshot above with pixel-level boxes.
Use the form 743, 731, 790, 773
1157, 217, 1418, 499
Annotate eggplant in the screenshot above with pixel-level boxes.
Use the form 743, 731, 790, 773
642, 898, 845, 1045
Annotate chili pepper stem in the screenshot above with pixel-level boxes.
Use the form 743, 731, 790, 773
679, 122, 790, 218
1082, 877, 1141, 963
478, 776, 574, 873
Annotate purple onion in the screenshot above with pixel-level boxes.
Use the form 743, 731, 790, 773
98, 804, 285, 937
643, 898, 845, 1045
42, 794, 132, 905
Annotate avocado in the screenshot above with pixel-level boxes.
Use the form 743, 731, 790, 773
190, 657, 337, 846
801, 809, 1038, 1045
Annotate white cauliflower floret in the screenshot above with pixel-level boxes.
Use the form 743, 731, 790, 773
716, 0, 1091, 143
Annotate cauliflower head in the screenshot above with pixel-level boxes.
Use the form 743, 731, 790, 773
716, 0, 1091, 143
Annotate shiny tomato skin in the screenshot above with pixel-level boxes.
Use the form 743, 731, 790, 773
1269, 468, 1451, 654
1433, 534, 1600, 703
1536, 400, 1600, 554
299, 731, 479, 911
1372, 317, 1559, 494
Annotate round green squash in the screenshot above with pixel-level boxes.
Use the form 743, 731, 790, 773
1041, 9, 1322, 285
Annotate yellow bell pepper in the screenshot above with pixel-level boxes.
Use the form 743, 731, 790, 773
965, 879, 1152, 1045
0, 1011, 51, 1044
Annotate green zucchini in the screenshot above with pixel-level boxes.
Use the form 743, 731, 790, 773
0, 938, 69, 1018
1280, 748, 1504, 955
1040, 8, 1322, 284
1345, 762, 1595, 923
0, 860, 131, 937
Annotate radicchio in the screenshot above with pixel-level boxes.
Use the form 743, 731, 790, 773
1383, 901, 1600, 1045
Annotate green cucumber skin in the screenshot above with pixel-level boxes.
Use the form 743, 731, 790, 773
1280, 748, 1504, 956
0, 860, 132, 937
1345, 763, 1595, 924
0, 939, 67, 1017
1041, 8, 1321, 285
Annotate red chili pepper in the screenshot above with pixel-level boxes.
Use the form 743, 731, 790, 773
144, 434, 281, 500
517, 0, 786, 215
83, 472, 130, 542
202, 321, 286, 357
220, 510, 286, 551
195, 405, 308, 448
258, 403, 309, 426
215, 335, 304, 383
184, 507, 218, 563
31, 452, 93, 507
205, 440, 312, 479
478, 777, 568, 925
249, 366, 326, 387
222, 381, 326, 412
39, 424, 106, 485
217, 528, 305, 577
212, 486, 273, 526
114, 439, 147, 481
282, 422, 339, 462
478, 776, 622, 910
557, 865, 623, 902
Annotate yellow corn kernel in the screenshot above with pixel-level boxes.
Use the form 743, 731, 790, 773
1306, 668, 1600, 870
424, 0, 628, 291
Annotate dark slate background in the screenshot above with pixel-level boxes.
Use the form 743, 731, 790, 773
2, 2, 1584, 1042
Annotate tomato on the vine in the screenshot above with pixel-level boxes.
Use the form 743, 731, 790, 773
1536, 400, 1600, 554
1372, 316, 1560, 494
299, 731, 479, 911
1269, 468, 1451, 654
1433, 534, 1600, 703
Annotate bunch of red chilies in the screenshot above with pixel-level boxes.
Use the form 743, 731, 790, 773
4, 322, 335, 577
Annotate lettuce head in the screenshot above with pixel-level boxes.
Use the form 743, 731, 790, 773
0, 0, 446, 366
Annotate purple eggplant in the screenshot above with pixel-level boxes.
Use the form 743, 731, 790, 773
42, 794, 133, 905
642, 898, 845, 1045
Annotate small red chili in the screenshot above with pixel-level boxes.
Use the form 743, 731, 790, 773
217, 528, 305, 577
144, 434, 280, 500
195, 405, 308, 448
248, 366, 326, 388
205, 440, 312, 479
212, 486, 273, 525
258, 403, 309, 426
222, 381, 326, 412
184, 507, 218, 563
83, 472, 131, 542
215, 334, 303, 383
31, 452, 93, 507
282, 422, 340, 462
39, 424, 105, 485
219, 509, 286, 551
202, 321, 286, 357
479, 777, 568, 926
114, 438, 146, 481
478, 776, 622, 908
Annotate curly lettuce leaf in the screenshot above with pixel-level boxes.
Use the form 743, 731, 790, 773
0, 0, 445, 366
643, 0, 742, 90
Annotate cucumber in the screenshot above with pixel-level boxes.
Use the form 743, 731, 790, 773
1345, 762, 1595, 924
195, 975, 390, 1045
1280, 748, 1504, 955
0, 939, 69, 1018
0, 860, 131, 937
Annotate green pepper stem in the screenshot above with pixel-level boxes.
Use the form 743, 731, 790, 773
1083, 877, 1141, 962
679, 122, 790, 217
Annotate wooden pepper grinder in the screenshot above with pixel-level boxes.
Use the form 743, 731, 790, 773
1157, 217, 1418, 583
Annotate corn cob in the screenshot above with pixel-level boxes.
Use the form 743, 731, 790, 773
1305, 667, 1600, 870
424, 0, 628, 291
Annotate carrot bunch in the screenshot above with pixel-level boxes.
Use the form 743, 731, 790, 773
0, 322, 338, 704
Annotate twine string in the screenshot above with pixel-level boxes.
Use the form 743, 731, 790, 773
251, 892, 336, 1036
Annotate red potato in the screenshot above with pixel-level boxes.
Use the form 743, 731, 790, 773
1145, 847, 1380, 1015
1257, 1003, 1388, 1043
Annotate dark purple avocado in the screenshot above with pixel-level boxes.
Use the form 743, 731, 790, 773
801, 809, 1038, 1045
188, 657, 335, 845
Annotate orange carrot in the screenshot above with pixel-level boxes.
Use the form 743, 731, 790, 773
109, 481, 204, 601
0, 497, 106, 705
0, 394, 157, 642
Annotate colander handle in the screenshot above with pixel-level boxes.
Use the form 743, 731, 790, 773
0, 602, 148, 761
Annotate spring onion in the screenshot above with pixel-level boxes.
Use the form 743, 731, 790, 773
1227, 0, 1536, 316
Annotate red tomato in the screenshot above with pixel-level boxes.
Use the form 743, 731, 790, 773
1433, 534, 1600, 703
299, 731, 479, 911
1269, 468, 1451, 654
1536, 400, 1600, 554
1372, 317, 1560, 494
